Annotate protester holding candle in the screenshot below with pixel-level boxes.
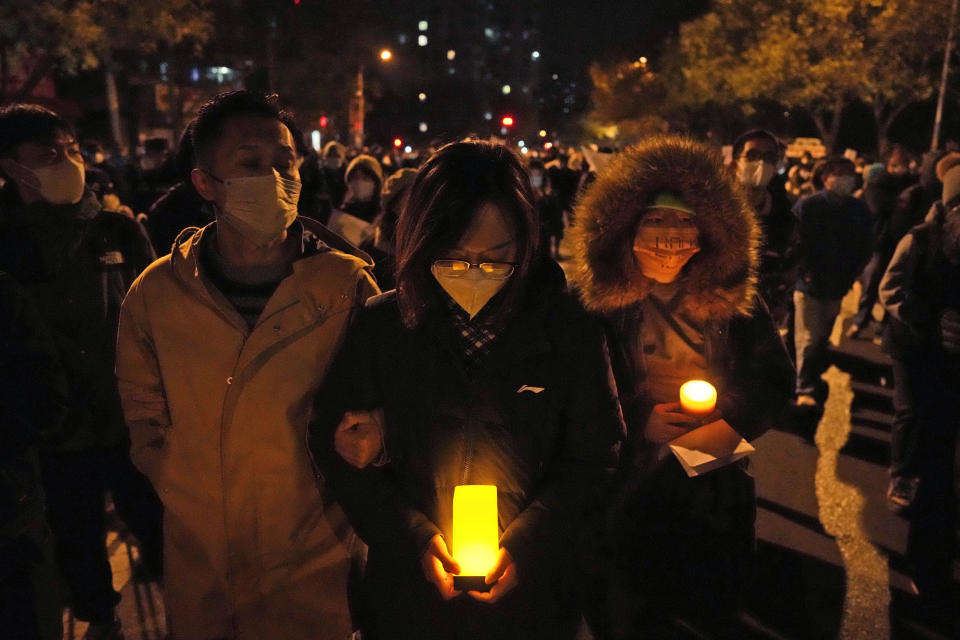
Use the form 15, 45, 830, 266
570, 136, 794, 638
308, 140, 624, 640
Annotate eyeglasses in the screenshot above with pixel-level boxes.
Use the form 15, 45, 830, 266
433, 259, 517, 280
740, 149, 780, 164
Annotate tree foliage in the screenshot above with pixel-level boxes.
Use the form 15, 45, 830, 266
677, 0, 952, 151
0, 0, 212, 101
582, 58, 671, 145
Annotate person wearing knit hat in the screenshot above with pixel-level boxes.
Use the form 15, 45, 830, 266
317, 141, 348, 224
936, 151, 960, 207
327, 154, 384, 245
878, 150, 960, 617
571, 135, 793, 638
360, 167, 417, 289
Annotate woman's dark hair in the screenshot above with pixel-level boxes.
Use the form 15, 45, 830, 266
395, 139, 539, 329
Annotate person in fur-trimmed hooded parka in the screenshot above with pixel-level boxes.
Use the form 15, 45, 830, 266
570, 136, 794, 639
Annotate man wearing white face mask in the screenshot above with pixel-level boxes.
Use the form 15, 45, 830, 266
792, 157, 873, 406
0, 104, 162, 640
116, 91, 379, 640
731, 129, 798, 330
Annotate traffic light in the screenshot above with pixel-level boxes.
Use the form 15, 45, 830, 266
501, 116, 514, 127
319, 115, 328, 128
393, 138, 403, 148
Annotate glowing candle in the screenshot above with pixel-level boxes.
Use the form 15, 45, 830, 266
452, 484, 498, 592
679, 380, 717, 417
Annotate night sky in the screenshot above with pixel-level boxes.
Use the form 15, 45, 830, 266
542, 0, 711, 73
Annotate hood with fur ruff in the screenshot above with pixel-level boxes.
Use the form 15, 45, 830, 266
570, 136, 759, 321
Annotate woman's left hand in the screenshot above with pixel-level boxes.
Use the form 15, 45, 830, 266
467, 547, 518, 604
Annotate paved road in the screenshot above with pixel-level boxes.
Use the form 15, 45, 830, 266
59, 284, 957, 640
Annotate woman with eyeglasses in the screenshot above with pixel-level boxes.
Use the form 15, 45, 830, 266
308, 140, 624, 640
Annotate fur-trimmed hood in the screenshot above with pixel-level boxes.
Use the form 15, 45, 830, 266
570, 136, 759, 321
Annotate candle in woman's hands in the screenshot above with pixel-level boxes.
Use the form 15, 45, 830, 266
679, 380, 717, 417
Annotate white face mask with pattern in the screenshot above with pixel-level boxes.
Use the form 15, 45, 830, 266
211, 169, 301, 247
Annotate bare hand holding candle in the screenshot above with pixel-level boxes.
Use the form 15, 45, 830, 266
452, 485, 499, 593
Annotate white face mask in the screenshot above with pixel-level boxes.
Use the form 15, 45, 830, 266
828, 175, 857, 197
16, 157, 87, 205
214, 169, 301, 247
350, 179, 376, 203
432, 263, 510, 319
737, 159, 776, 189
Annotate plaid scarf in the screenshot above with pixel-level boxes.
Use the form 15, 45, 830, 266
445, 295, 499, 367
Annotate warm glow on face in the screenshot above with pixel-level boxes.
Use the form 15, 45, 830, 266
453, 485, 499, 577
679, 380, 717, 417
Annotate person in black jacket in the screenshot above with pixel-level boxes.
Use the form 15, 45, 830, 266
0, 272, 68, 640
0, 104, 163, 640
570, 136, 794, 639
144, 120, 213, 255
308, 140, 624, 640
879, 159, 960, 627
792, 158, 873, 405
730, 129, 798, 330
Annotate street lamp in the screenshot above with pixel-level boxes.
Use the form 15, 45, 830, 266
354, 49, 394, 149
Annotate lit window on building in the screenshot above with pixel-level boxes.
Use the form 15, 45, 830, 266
484, 27, 495, 39
398, 34, 408, 45
418, 92, 427, 102
502, 84, 511, 95
419, 122, 429, 132
484, 112, 493, 120
531, 51, 540, 60
447, 49, 456, 60
419, 20, 428, 31
418, 35, 428, 47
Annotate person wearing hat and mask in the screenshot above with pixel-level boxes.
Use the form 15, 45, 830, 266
115, 91, 379, 640
792, 157, 873, 406
360, 167, 417, 290
878, 153, 960, 626
327, 154, 384, 246
571, 136, 793, 638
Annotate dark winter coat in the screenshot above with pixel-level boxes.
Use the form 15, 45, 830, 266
885, 181, 941, 257
570, 136, 794, 632
0, 186, 156, 452
793, 190, 873, 300
308, 259, 625, 640
0, 272, 67, 545
145, 181, 213, 256
880, 202, 960, 364
756, 184, 799, 322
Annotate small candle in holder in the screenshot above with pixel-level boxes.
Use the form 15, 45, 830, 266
679, 380, 717, 417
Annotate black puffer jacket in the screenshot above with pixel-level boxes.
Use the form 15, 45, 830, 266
309, 259, 624, 639
0, 186, 155, 451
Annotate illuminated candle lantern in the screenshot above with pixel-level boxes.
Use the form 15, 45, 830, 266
452, 484, 498, 592
679, 380, 718, 418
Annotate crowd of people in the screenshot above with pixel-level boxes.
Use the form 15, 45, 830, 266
0, 90, 957, 640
